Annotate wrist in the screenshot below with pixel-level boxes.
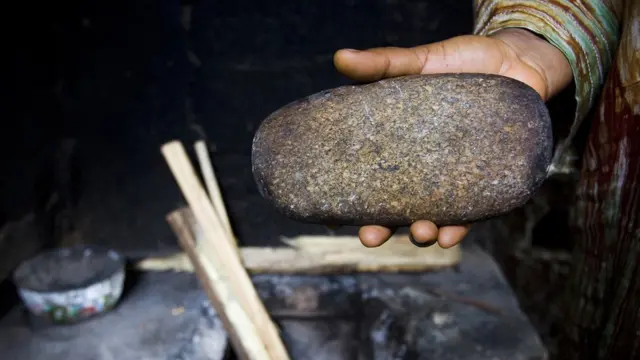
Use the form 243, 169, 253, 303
490, 28, 573, 100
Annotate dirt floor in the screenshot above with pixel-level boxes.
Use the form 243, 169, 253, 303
0, 244, 547, 360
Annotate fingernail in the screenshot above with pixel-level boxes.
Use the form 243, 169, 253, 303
409, 234, 437, 248
343, 48, 359, 53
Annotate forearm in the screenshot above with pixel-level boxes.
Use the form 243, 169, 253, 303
473, 0, 621, 122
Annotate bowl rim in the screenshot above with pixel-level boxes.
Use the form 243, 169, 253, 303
13, 244, 125, 293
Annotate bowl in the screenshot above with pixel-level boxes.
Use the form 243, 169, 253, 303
13, 245, 126, 324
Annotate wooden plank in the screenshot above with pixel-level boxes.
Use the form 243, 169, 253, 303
161, 141, 290, 360
193, 140, 234, 240
136, 222, 461, 274
166, 211, 270, 360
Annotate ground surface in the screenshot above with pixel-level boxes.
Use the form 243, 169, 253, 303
0, 244, 547, 360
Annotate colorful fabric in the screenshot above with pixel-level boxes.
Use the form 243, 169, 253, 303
474, 0, 640, 358
474, 0, 621, 174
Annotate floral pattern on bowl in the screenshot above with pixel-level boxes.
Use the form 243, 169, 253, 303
13, 245, 126, 324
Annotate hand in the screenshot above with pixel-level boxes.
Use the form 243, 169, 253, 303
333, 28, 572, 248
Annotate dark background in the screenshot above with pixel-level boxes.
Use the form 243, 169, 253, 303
1, 2, 581, 353
1, 0, 473, 259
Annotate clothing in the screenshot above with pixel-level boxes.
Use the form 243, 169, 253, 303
474, 0, 639, 358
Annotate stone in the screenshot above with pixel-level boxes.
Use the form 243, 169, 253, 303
251, 73, 553, 226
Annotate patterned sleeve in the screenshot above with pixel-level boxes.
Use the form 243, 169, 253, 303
473, 0, 621, 169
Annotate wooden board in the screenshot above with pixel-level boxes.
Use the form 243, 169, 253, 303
136, 234, 461, 274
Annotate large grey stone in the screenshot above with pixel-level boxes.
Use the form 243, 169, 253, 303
252, 74, 553, 226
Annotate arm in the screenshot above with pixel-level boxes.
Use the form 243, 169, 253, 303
475, 0, 622, 170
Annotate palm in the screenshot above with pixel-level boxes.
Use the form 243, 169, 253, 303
333, 32, 556, 248
335, 34, 550, 100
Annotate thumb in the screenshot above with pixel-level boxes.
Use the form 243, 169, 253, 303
333, 47, 429, 82
334, 35, 507, 82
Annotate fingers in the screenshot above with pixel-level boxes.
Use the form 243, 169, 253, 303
359, 222, 470, 249
334, 47, 428, 82
409, 221, 470, 248
358, 225, 395, 247
334, 36, 507, 82
437, 225, 471, 248
409, 220, 439, 246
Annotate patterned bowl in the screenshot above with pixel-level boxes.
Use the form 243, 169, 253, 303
13, 245, 126, 324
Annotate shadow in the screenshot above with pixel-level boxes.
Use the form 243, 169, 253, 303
121, 260, 144, 299
0, 278, 20, 321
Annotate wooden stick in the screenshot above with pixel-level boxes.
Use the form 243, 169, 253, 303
166, 211, 271, 360
136, 243, 460, 274
161, 141, 290, 360
194, 140, 234, 239
136, 211, 461, 275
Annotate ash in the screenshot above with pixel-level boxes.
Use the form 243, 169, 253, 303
0, 245, 548, 360
14, 248, 121, 292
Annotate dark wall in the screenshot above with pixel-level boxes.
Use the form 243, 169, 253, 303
1, 0, 473, 260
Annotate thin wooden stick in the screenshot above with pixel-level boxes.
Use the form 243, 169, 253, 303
167, 211, 271, 360
136, 209, 462, 275
194, 140, 234, 239
161, 140, 290, 360
136, 244, 462, 274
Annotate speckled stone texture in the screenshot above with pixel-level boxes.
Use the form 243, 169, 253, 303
252, 73, 553, 226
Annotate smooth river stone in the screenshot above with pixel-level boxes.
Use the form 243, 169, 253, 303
251, 73, 553, 227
